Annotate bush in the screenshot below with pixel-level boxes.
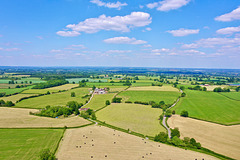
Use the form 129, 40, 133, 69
171, 128, 180, 138
180, 110, 188, 117
134, 101, 149, 105
0, 100, 14, 107
154, 132, 168, 143
181, 92, 186, 97
125, 101, 132, 103
0, 92, 6, 97
165, 110, 172, 117
112, 97, 122, 103
172, 110, 175, 114
39, 149, 56, 160
71, 92, 76, 97
105, 100, 111, 105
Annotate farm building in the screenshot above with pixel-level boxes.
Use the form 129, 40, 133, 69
79, 108, 90, 111
94, 88, 107, 94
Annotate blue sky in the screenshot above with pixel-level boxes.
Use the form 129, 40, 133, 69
0, 0, 240, 68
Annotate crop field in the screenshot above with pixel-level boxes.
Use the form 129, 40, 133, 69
108, 86, 127, 92
219, 92, 240, 101
56, 125, 217, 160
0, 84, 23, 89
0, 86, 32, 95
0, 129, 63, 160
199, 85, 229, 91
84, 93, 115, 110
0, 107, 90, 128
127, 85, 179, 92
168, 115, 240, 160
16, 88, 90, 109
118, 91, 180, 104
96, 103, 164, 136
174, 90, 240, 125
86, 82, 125, 87
67, 78, 107, 83
0, 94, 37, 103
131, 82, 153, 87
21, 84, 79, 94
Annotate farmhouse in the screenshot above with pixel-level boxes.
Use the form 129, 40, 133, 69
94, 88, 107, 94
79, 108, 90, 111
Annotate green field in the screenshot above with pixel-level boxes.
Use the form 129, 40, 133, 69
118, 91, 180, 104
96, 103, 164, 136
0, 129, 63, 160
85, 93, 115, 110
0, 86, 32, 95
0, 94, 37, 103
0, 78, 45, 84
219, 92, 240, 101
86, 82, 125, 87
67, 78, 107, 83
16, 88, 90, 109
174, 90, 240, 125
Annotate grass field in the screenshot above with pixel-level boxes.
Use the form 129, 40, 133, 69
84, 93, 115, 110
0, 78, 45, 84
0, 86, 32, 95
16, 87, 90, 109
219, 92, 240, 101
67, 78, 107, 83
86, 82, 125, 87
56, 125, 217, 160
118, 90, 180, 104
0, 94, 37, 103
174, 90, 240, 125
96, 103, 164, 136
168, 115, 240, 160
127, 85, 179, 92
0, 107, 90, 128
0, 129, 63, 160
0, 84, 26, 89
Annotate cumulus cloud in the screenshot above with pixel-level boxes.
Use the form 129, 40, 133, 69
182, 37, 240, 48
147, 0, 191, 11
90, 0, 127, 10
104, 37, 147, 44
152, 48, 170, 52
167, 28, 199, 36
106, 50, 132, 54
57, 12, 152, 36
183, 49, 205, 55
143, 44, 152, 48
215, 6, 240, 22
56, 31, 81, 37
216, 26, 240, 35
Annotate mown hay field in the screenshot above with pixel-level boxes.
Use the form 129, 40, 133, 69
0, 94, 37, 103
0, 107, 90, 128
174, 90, 240, 125
96, 103, 164, 136
168, 115, 240, 160
118, 90, 180, 104
84, 93, 115, 110
16, 88, 90, 109
21, 84, 79, 94
56, 125, 217, 160
0, 129, 63, 160
127, 85, 179, 92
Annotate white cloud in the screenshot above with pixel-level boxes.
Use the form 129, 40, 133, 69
146, 27, 152, 31
182, 37, 240, 48
143, 44, 152, 48
50, 49, 62, 53
104, 37, 147, 44
216, 26, 240, 35
57, 12, 151, 36
183, 49, 205, 55
56, 31, 81, 37
215, 6, 240, 22
147, 0, 191, 11
167, 28, 199, 36
90, 0, 127, 10
106, 50, 132, 54
152, 48, 170, 52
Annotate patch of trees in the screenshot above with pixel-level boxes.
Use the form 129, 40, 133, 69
236, 86, 240, 92
105, 100, 110, 105
181, 92, 186, 97
180, 110, 189, 117
213, 87, 230, 92
39, 149, 56, 160
112, 97, 122, 103
0, 100, 15, 107
188, 85, 203, 91
80, 109, 96, 120
151, 83, 163, 86
0, 92, 6, 97
33, 101, 82, 118
15, 85, 27, 88
151, 101, 172, 110
79, 80, 87, 87
134, 101, 149, 105
125, 101, 132, 103
33, 79, 68, 89
154, 128, 201, 149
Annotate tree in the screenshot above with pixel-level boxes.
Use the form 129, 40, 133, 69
203, 87, 207, 91
0, 100, 5, 106
180, 110, 188, 117
5, 101, 14, 107
71, 92, 76, 97
171, 136, 182, 146
190, 138, 196, 146
46, 91, 50, 95
172, 110, 175, 114
39, 149, 56, 160
154, 132, 168, 143
180, 86, 185, 90
181, 92, 186, 97
171, 128, 180, 138
159, 101, 165, 105
236, 86, 240, 92
92, 85, 96, 90
112, 97, 122, 103
165, 110, 172, 117
105, 100, 110, 106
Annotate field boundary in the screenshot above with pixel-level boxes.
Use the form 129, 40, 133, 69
218, 92, 240, 101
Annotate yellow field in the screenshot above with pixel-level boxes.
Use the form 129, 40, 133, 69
127, 85, 179, 92
0, 107, 90, 128
0, 94, 37, 103
22, 84, 79, 94
199, 85, 229, 91
56, 125, 217, 160
168, 115, 240, 160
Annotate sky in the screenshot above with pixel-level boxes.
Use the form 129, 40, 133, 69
0, 0, 240, 69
